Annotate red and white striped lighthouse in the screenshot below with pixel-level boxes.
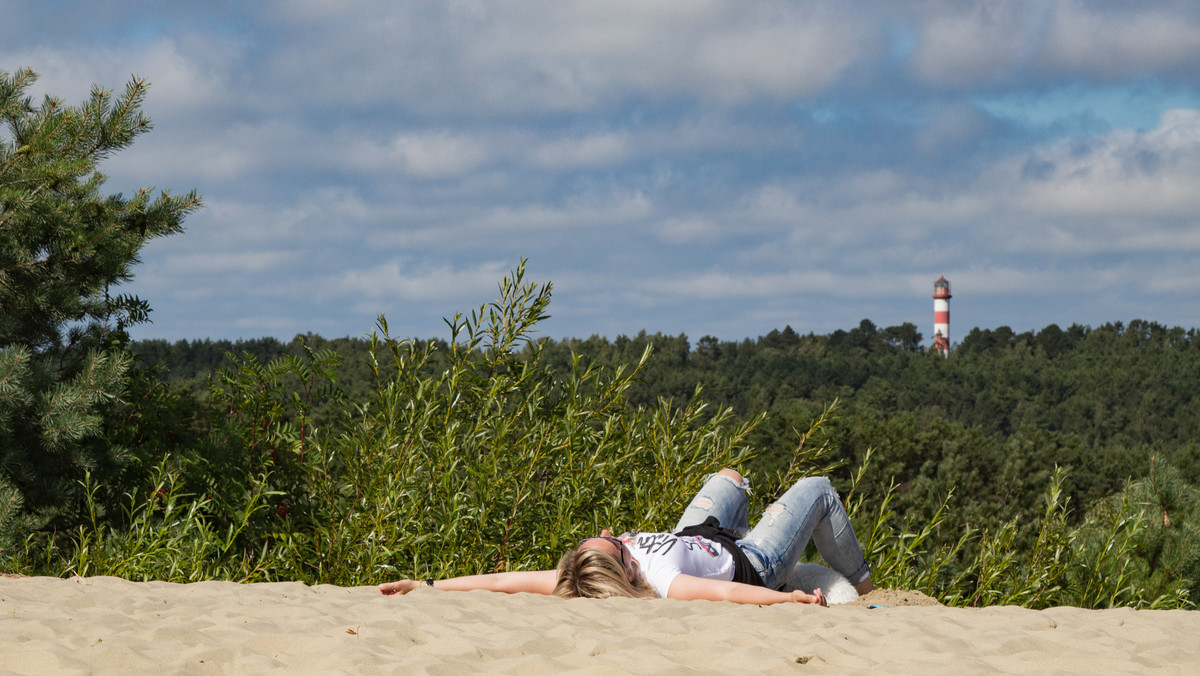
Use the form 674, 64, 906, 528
932, 275, 951, 356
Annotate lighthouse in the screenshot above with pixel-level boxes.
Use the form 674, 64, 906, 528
932, 275, 951, 356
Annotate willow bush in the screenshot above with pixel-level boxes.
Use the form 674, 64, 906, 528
849, 459, 1195, 609
48, 463, 273, 582
22, 263, 805, 584
279, 263, 777, 585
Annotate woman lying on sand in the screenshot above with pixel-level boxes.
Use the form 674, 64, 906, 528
379, 469, 874, 606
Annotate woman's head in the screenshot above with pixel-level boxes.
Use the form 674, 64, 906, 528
553, 538, 655, 599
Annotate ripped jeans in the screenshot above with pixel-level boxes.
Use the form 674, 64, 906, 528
673, 474, 871, 590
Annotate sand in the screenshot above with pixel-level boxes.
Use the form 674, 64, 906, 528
2, 576, 1198, 674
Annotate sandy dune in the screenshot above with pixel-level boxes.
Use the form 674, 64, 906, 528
2, 576, 1197, 674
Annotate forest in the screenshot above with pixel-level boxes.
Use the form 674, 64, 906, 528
3, 68, 1198, 609
134, 315, 1200, 502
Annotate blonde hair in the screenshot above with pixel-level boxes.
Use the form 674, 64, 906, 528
553, 548, 657, 599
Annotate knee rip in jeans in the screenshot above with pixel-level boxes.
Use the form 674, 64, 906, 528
762, 502, 792, 525
706, 473, 751, 493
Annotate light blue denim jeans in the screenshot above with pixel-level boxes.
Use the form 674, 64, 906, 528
673, 473, 871, 590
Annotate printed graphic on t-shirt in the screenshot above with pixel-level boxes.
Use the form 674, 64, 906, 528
626, 532, 720, 558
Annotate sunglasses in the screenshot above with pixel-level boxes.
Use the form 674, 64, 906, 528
579, 536, 628, 571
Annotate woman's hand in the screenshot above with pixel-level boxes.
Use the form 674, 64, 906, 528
378, 579, 424, 595
790, 588, 827, 606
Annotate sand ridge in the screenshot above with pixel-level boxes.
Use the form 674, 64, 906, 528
2, 576, 1198, 674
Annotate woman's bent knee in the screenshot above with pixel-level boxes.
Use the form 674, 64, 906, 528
794, 475, 834, 493
717, 468, 743, 484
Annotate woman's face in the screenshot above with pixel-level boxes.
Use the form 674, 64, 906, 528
578, 534, 635, 582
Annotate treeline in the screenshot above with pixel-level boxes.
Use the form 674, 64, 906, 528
134, 316, 1200, 496
138, 317, 1200, 448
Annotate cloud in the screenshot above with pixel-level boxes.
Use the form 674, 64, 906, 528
330, 129, 499, 180
1041, 2, 1200, 78
909, 1, 1200, 90
1142, 259, 1200, 294
655, 218, 725, 246
713, 105, 1200, 268
231, 315, 309, 332
652, 268, 842, 300
528, 130, 635, 170
323, 259, 513, 303
366, 187, 656, 254
158, 250, 300, 277
911, 2, 1044, 89
384, 131, 492, 179
10, 0, 1200, 342
243, 0, 870, 115
107, 119, 314, 187
4, 34, 240, 117
997, 108, 1200, 251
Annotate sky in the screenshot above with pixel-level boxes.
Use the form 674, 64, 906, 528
5, 1, 1200, 347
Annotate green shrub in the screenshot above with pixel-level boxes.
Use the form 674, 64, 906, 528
279, 263, 772, 584
850, 459, 1195, 609
32, 463, 273, 582
19, 263, 805, 584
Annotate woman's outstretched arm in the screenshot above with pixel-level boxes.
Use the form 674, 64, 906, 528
666, 574, 826, 606
379, 569, 558, 596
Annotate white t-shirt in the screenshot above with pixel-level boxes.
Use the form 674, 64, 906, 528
619, 531, 736, 598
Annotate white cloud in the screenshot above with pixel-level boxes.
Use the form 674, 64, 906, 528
103, 117, 320, 191
655, 218, 725, 245
944, 266, 1106, 298
997, 108, 1200, 251
324, 259, 512, 302
910, 1, 1200, 89
911, 2, 1044, 88
529, 131, 634, 170
367, 188, 656, 252
159, 250, 300, 276
4, 35, 239, 117
653, 268, 845, 300
1142, 260, 1200, 295
1042, 2, 1200, 77
386, 131, 492, 179
724, 107, 1200, 267
231, 315, 306, 332
248, 0, 868, 114
732, 174, 987, 255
